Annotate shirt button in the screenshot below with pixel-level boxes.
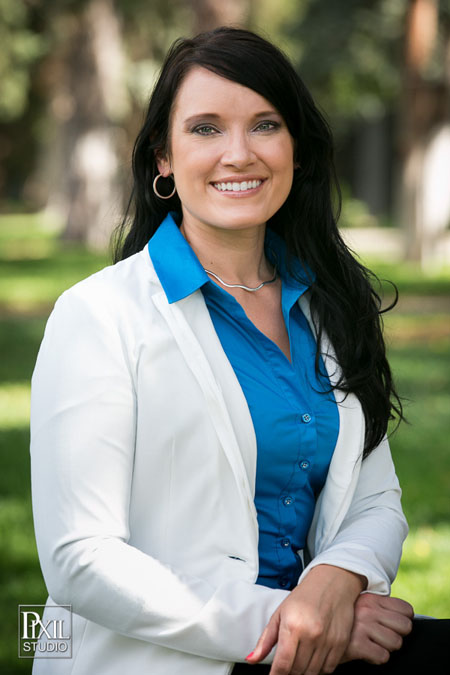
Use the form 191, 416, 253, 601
279, 577, 290, 588
282, 496, 294, 506
301, 413, 312, 424
281, 538, 291, 548
299, 460, 310, 471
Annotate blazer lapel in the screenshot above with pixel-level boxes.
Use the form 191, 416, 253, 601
152, 290, 259, 536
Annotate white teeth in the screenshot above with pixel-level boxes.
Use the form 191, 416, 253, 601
213, 180, 262, 192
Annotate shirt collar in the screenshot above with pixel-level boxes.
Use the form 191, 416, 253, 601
148, 212, 209, 304
148, 212, 314, 304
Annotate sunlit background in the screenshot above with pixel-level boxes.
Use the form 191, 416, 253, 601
0, 0, 449, 670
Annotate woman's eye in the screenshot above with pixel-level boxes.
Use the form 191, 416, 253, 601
192, 125, 217, 136
255, 121, 279, 132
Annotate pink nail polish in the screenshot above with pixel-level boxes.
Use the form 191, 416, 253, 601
246, 651, 255, 660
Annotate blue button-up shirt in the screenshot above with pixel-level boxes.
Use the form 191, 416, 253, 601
149, 213, 339, 590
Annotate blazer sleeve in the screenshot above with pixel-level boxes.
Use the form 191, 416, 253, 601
30, 284, 288, 663
301, 437, 408, 594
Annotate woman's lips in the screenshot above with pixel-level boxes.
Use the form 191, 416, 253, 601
211, 179, 265, 195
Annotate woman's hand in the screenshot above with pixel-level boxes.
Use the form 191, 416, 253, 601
246, 564, 366, 675
341, 593, 414, 665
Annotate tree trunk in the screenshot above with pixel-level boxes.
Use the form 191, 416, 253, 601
188, 0, 252, 33
47, 0, 127, 249
399, 0, 449, 265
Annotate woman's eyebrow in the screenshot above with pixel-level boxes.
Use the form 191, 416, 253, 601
253, 110, 282, 119
182, 110, 282, 127
183, 113, 221, 127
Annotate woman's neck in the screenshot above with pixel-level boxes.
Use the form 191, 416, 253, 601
180, 217, 274, 286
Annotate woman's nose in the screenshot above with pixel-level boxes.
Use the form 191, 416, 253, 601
220, 131, 255, 168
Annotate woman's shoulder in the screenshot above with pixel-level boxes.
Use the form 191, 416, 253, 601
55, 245, 160, 314
42, 246, 165, 344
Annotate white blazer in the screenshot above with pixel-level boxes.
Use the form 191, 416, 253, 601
30, 246, 408, 675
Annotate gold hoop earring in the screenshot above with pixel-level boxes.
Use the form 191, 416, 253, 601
153, 173, 176, 199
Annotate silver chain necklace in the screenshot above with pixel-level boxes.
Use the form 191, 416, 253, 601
203, 265, 277, 292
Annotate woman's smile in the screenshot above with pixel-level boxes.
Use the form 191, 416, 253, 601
211, 177, 265, 195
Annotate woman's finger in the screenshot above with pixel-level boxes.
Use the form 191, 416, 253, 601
342, 633, 391, 666
279, 616, 329, 675
379, 610, 413, 636
247, 612, 280, 664
353, 593, 413, 640
378, 595, 414, 618
356, 594, 413, 636
269, 624, 311, 675
321, 646, 347, 674
300, 646, 329, 675
317, 623, 351, 674
363, 640, 391, 666
367, 623, 404, 652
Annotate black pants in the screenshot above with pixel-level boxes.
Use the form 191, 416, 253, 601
232, 619, 450, 674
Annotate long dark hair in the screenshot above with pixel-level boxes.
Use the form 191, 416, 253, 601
114, 26, 403, 457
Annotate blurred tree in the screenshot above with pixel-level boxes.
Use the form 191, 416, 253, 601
0, 0, 45, 122
1, 0, 253, 246
0, 0, 128, 246
44, 0, 127, 248
399, 0, 450, 265
188, 0, 252, 32
0, 0, 47, 201
14, 0, 186, 247
283, 0, 450, 263
283, 0, 405, 120
5, 0, 447, 257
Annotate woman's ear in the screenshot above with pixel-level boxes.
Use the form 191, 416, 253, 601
155, 150, 172, 177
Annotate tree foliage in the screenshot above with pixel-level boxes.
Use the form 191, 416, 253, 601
0, 0, 47, 122
284, 0, 448, 123
1, 0, 448, 257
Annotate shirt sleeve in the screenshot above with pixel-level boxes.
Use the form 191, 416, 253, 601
30, 284, 289, 663
301, 437, 408, 594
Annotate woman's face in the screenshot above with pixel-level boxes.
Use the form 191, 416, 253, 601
157, 66, 295, 235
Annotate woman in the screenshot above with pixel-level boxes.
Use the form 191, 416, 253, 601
30, 27, 446, 675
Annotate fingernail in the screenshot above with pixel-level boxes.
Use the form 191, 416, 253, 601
246, 651, 255, 660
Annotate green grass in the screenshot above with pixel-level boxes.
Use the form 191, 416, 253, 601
385, 337, 450, 616
391, 525, 450, 618
387, 342, 450, 528
0, 213, 109, 313
365, 258, 450, 297
0, 213, 449, 672
0, 214, 110, 672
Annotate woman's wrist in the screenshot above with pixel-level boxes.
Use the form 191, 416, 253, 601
308, 564, 367, 598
